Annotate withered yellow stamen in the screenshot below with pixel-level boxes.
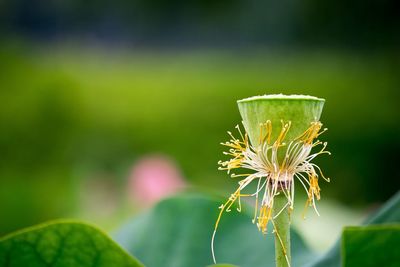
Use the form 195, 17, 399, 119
212, 120, 330, 264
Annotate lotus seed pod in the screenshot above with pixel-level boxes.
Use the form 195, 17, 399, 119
237, 94, 325, 147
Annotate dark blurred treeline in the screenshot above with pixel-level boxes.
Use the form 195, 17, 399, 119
1, 0, 399, 47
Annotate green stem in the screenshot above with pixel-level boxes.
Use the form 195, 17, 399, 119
272, 193, 291, 267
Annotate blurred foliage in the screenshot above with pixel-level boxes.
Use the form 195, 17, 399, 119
2, 192, 398, 267
310, 191, 400, 267
115, 192, 400, 267
114, 193, 313, 267
341, 225, 400, 267
0, 43, 399, 235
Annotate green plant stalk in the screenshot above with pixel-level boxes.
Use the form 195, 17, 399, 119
272, 192, 291, 267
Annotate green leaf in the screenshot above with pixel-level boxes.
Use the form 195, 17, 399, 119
308, 191, 400, 267
207, 264, 239, 267
342, 225, 400, 267
114, 193, 314, 267
0, 220, 143, 267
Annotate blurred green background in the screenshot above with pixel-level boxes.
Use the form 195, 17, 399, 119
0, 0, 399, 251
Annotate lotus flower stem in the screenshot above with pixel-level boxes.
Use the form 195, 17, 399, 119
273, 193, 291, 267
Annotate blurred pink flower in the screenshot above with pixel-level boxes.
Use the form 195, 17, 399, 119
128, 154, 186, 207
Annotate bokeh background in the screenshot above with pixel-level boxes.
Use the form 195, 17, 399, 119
1, 0, 399, 251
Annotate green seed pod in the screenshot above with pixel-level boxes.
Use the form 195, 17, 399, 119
237, 94, 325, 147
